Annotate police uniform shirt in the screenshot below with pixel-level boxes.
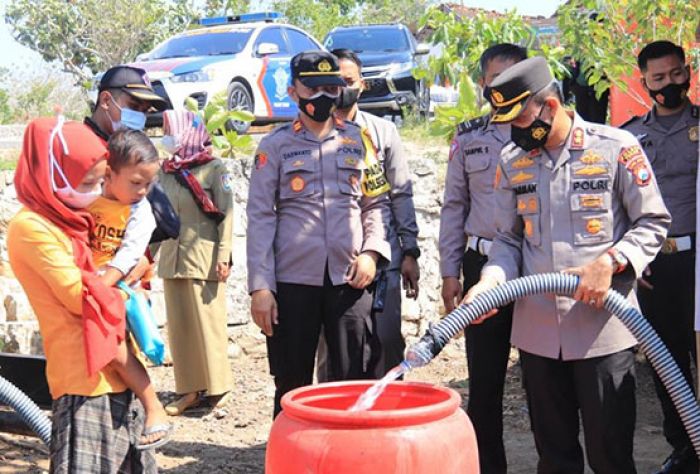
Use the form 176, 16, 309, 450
621, 102, 699, 236
439, 115, 509, 278
246, 117, 392, 293
483, 112, 671, 360
354, 110, 418, 270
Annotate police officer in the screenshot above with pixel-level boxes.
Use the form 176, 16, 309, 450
466, 57, 671, 473
439, 43, 527, 474
329, 48, 420, 378
246, 51, 392, 417
621, 40, 699, 474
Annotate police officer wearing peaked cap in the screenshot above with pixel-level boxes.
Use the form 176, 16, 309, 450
439, 43, 527, 474
465, 56, 671, 473
246, 50, 393, 417
622, 40, 699, 474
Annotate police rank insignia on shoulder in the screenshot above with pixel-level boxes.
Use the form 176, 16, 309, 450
570, 127, 584, 149
457, 116, 486, 135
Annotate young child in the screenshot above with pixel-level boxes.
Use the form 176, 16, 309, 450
87, 128, 171, 450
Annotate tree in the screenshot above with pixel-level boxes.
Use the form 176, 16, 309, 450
203, 0, 250, 16
5, 0, 198, 86
414, 7, 568, 142
557, 0, 700, 106
273, 0, 353, 42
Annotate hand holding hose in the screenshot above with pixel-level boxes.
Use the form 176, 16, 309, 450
563, 253, 614, 309
460, 275, 500, 324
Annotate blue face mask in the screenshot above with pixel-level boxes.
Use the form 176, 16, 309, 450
110, 95, 147, 131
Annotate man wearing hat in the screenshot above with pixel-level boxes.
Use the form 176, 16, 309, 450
85, 65, 167, 142
246, 50, 392, 417
84, 65, 178, 262
465, 56, 671, 472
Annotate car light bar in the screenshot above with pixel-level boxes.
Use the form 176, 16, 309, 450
199, 11, 282, 26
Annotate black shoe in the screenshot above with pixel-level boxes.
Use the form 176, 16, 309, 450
654, 447, 699, 474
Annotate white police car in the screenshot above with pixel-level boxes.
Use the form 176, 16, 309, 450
95, 12, 323, 132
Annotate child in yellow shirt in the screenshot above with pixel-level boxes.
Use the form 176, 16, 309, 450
87, 129, 170, 450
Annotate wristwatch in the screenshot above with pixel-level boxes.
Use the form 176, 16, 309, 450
606, 248, 628, 274
402, 247, 421, 260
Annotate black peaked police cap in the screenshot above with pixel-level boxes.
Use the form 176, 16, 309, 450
487, 56, 554, 123
291, 51, 346, 88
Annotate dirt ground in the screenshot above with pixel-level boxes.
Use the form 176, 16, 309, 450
0, 345, 672, 473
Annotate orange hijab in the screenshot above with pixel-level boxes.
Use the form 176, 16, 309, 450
15, 117, 126, 376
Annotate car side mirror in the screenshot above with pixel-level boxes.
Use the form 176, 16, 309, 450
135, 53, 150, 62
256, 43, 280, 56
415, 43, 430, 56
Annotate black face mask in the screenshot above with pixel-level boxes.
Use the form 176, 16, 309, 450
511, 105, 552, 151
335, 87, 361, 110
647, 80, 690, 109
298, 92, 337, 122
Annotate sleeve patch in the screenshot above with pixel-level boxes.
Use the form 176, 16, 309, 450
617, 145, 643, 166
220, 173, 233, 193
254, 152, 268, 170
448, 138, 458, 161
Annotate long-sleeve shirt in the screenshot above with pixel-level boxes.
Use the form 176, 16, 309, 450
483, 113, 671, 360
246, 117, 392, 293
7, 207, 127, 399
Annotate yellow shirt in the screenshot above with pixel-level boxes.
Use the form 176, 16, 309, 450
87, 196, 131, 268
7, 207, 127, 399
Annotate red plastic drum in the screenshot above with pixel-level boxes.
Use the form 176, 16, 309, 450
266, 381, 479, 473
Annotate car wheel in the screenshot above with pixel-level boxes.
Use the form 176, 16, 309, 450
227, 81, 254, 134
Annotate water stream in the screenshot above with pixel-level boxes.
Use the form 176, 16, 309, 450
348, 361, 412, 412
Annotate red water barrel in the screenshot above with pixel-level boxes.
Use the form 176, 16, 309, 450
266, 381, 479, 473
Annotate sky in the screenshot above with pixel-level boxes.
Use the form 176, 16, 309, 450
0, 0, 564, 71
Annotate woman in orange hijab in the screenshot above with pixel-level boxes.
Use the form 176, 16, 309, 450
7, 116, 157, 473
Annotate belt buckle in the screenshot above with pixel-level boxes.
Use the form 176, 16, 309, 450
661, 238, 678, 254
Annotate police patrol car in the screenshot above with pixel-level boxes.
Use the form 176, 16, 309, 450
91, 12, 323, 132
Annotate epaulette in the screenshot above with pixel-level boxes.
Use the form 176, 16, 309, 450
457, 114, 488, 136
618, 114, 642, 129
692, 105, 699, 119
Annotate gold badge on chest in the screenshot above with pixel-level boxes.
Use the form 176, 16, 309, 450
689, 126, 699, 142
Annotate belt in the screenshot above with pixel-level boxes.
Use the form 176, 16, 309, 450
660, 235, 693, 254
467, 235, 492, 256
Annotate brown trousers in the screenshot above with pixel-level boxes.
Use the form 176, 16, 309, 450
163, 278, 233, 395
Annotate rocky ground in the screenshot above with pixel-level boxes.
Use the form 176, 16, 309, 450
0, 345, 672, 473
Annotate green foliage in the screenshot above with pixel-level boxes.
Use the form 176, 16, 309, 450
557, 0, 700, 105
430, 78, 491, 144
204, 0, 250, 16
273, 0, 350, 41
415, 7, 567, 142
0, 88, 12, 124
184, 93, 254, 158
5, 0, 197, 85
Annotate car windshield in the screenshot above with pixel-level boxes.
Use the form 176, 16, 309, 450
324, 28, 409, 53
149, 30, 252, 59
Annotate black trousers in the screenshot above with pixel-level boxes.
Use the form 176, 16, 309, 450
267, 270, 376, 417
462, 249, 514, 474
637, 248, 697, 455
317, 268, 404, 381
521, 349, 637, 474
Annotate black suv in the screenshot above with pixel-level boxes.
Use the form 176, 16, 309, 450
323, 24, 430, 117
